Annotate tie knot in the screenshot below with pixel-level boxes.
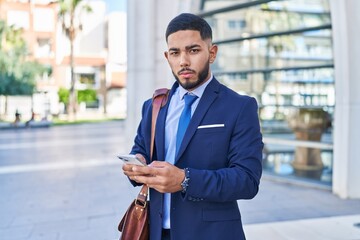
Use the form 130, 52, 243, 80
184, 94, 198, 106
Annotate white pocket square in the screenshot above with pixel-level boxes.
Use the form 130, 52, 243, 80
197, 124, 225, 129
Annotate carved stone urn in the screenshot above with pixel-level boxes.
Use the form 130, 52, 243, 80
287, 108, 330, 179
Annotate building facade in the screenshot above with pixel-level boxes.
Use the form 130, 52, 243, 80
0, 0, 126, 120
126, 0, 360, 199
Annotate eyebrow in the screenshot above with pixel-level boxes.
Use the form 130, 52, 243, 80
168, 44, 201, 52
185, 44, 201, 50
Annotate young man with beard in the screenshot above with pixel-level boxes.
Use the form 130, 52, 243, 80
122, 13, 263, 240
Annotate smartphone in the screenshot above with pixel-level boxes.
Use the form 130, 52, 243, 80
118, 154, 146, 166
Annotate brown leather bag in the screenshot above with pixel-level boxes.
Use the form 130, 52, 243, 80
118, 185, 149, 240
118, 88, 169, 240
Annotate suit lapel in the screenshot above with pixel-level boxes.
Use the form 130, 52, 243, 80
154, 83, 177, 161
175, 79, 221, 163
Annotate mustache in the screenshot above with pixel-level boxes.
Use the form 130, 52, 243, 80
178, 68, 195, 75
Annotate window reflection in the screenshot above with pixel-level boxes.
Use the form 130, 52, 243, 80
201, 0, 334, 185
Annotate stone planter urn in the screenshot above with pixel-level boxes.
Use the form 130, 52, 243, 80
287, 108, 330, 179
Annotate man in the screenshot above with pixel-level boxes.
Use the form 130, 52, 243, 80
123, 13, 263, 240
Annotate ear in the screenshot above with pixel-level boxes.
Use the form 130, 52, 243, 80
164, 51, 169, 60
209, 44, 218, 63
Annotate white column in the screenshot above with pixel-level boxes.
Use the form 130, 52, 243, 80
331, 0, 360, 199
126, 0, 156, 150
126, 0, 190, 150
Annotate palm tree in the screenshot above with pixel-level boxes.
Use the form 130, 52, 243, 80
58, 0, 92, 119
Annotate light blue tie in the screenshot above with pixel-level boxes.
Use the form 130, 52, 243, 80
176, 93, 198, 155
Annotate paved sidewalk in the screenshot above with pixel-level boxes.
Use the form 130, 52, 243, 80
244, 214, 360, 240
239, 176, 360, 239
1, 121, 360, 239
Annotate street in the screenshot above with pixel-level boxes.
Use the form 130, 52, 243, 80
0, 121, 136, 240
1, 121, 360, 240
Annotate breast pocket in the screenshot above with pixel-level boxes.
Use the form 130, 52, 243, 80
197, 123, 225, 134
189, 125, 229, 168
196, 125, 225, 134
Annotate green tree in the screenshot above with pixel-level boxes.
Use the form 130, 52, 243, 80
0, 20, 45, 118
58, 0, 92, 119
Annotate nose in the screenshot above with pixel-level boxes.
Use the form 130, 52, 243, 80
179, 53, 190, 67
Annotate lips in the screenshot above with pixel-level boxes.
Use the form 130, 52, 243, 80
180, 72, 194, 78
179, 69, 195, 78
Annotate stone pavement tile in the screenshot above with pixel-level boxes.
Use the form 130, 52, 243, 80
10, 211, 67, 227
57, 226, 119, 240
302, 215, 360, 239
0, 225, 33, 240
244, 214, 360, 240
244, 224, 288, 240
240, 205, 326, 224
88, 214, 120, 230
0, 212, 14, 228
63, 204, 116, 221
14, 233, 59, 240
30, 218, 88, 236
87, 214, 122, 239
239, 177, 360, 225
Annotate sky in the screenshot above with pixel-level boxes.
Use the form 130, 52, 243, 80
104, 0, 126, 13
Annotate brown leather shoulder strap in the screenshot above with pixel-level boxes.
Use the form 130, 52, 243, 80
153, 88, 170, 107
150, 88, 169, 159
138, 88, 169, 200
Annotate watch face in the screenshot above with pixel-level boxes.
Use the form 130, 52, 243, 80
181, 168, 190, 193
181, 178, 189, 193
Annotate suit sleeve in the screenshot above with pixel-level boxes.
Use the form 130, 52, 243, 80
128, 99, 152, 186
184, 97, 263, 202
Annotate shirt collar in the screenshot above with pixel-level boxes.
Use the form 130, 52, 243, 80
178, 73, 213, 101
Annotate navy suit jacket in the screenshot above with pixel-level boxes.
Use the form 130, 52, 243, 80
130, 78, 263, 240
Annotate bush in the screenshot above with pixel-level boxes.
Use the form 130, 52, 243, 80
58, 88, 70, 104
58, 88, 97, 105
77, 89, 97, 103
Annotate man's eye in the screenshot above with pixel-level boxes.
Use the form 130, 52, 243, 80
170, 52, 179, 56
190, 49, 199, 53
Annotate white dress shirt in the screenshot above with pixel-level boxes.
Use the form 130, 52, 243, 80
162, 73, 213, 229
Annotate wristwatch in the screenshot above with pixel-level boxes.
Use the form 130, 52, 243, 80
181, 168, 190, 193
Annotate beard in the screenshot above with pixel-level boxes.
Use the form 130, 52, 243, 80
172, 62, 210, 90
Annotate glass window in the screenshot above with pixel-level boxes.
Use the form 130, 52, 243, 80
213, 33, 332, 72
33, 8, 55, 32
36, 38, 52, 58
7, 11, 29, 29
201, 0, 334, 185
78, 73, 96, 87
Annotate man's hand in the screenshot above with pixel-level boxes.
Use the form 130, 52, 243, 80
122, 153, 148, 178
123, 159, 185, 193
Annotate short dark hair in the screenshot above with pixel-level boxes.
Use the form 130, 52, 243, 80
165, 13, 212, 42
